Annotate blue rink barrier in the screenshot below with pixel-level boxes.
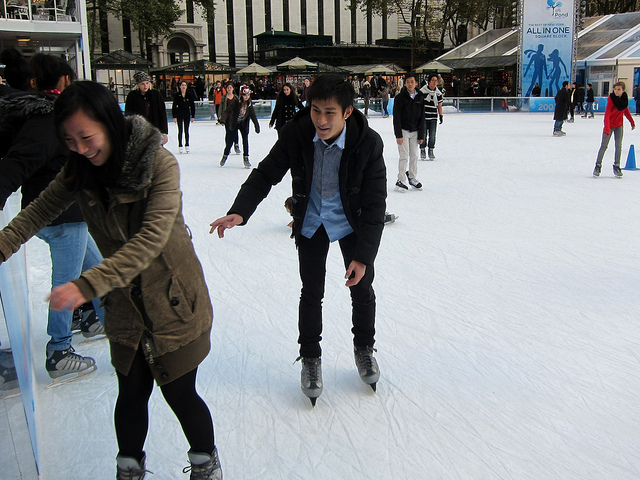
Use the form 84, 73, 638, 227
0, 193, 40, 472
122, 96, 635, 120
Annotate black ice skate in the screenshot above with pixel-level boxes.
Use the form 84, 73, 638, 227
45, 346, 96, 387
297, 356, 322, 406
613, 164, 623, 177
354, 346, 380, 391
593, 164, 601, 177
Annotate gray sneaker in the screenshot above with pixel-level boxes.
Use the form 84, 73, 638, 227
420, 148, 427, 160
354, 346, 380, 390
428, 148, 435, 160
593, 164, 601, 177
220, 155, 228, 167
183, 447, 223, 480
116, 453, 150, 480
298, 356, 322, 405
76, 302, 104, 338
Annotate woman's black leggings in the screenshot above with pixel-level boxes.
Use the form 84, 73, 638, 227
176, 116, 191, 147
114, 347, 214, 460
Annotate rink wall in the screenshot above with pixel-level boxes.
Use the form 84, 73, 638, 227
0, 193, 40, 473
157, 96, 632, 120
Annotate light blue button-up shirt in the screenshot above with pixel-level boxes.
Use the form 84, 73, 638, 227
301, 126, 354, 241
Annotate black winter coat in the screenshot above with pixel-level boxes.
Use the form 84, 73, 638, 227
554, 88, 570, 121
228, 107, 387, 266
392, 87, 424, 139
270, 94, 302, 131
0, 93, 84, 225
171, 92, 195, 119
125, 88, 168, 134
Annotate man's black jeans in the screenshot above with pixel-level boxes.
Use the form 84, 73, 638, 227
297, 225, 376, 358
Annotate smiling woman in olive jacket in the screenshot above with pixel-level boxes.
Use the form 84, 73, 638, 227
0, 81, 222, 479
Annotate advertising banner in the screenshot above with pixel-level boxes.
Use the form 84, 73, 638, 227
521, 0, 576, 97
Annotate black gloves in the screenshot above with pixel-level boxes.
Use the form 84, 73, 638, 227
439, 115, 443, 124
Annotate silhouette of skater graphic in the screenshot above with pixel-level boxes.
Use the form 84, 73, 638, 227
547, 49, 568, 97
524, 44, 548, 97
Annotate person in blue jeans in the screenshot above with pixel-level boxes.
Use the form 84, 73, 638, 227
0, 50, 104, 382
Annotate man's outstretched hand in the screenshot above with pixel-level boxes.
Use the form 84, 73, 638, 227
209, 214, 243, 238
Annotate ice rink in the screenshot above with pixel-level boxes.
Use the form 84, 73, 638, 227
3, 110, 640, 479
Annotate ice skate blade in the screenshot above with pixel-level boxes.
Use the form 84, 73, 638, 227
46, 365, 97, 388
73, 331, 107, 343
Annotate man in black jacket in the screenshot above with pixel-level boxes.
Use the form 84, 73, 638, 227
553, 81, 571, 136
210, 75, 386, 406
392, 72, 424, 191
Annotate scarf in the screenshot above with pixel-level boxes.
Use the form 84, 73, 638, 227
610, 91, 628, 111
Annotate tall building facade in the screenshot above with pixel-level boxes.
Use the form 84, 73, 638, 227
97, 0, 401, 68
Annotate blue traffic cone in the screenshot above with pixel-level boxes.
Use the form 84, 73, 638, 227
622, 144, 639, 170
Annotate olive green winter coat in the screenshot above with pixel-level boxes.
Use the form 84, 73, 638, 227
0, 116, 213, 385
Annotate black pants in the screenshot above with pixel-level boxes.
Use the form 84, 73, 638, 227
114, 347, 214, 460
297, 225, 376, 358
237, 122, 250, 156
223, 122, 239, 155
176, 116, 190, 147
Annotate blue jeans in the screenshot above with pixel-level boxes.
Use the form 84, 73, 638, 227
420, 119, 438, 150
585, 102, 594, 115
36, 222, 104, 353
554, 120, 564, 132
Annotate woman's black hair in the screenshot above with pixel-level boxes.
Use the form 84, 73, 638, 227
306, 75, 354, 114
54, 81, 128, 189
278, 82, 300, 103
0, 48, 35, 91
30, 53, 75, 91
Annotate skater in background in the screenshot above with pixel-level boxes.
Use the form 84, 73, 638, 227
592, 81, 635, 178
553, 81, 570, 136
172, 80, 195, 154
419, 73, 444, 161
218, 81, 241, 156
393, 72, 424, 191
0, 81, 222, 479
634, 84, 640, 116
219, 85, 260, 168
125, 71, 168, 145
210, 75, 386, 406
362, 80, 371, 116
0, 50, 105, 383
269, 82, 303, 132
380, 84, 390, 117
583, 83, 595, 118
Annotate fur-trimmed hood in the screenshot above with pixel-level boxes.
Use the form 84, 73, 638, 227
0, 92, 54, 123
114, 114, 163, 192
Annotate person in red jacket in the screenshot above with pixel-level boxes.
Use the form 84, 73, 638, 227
593, 81, 635, 177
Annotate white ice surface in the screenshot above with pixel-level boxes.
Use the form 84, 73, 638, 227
18, 112, 640, 479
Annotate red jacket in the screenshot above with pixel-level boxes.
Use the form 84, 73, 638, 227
603, 95, 635, 134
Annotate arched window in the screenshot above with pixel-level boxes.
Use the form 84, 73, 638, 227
167, 37, 191, 64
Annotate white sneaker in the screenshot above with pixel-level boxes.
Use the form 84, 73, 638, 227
178, 147, 183, 154
185, 146, 190, 153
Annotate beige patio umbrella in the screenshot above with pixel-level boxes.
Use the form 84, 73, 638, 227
277, 56, 318, 71
236, 62, 271, 75
415, 60, 453, 73
364, 64, 396, 76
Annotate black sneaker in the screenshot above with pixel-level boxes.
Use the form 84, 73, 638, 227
395, 180, 408, 192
